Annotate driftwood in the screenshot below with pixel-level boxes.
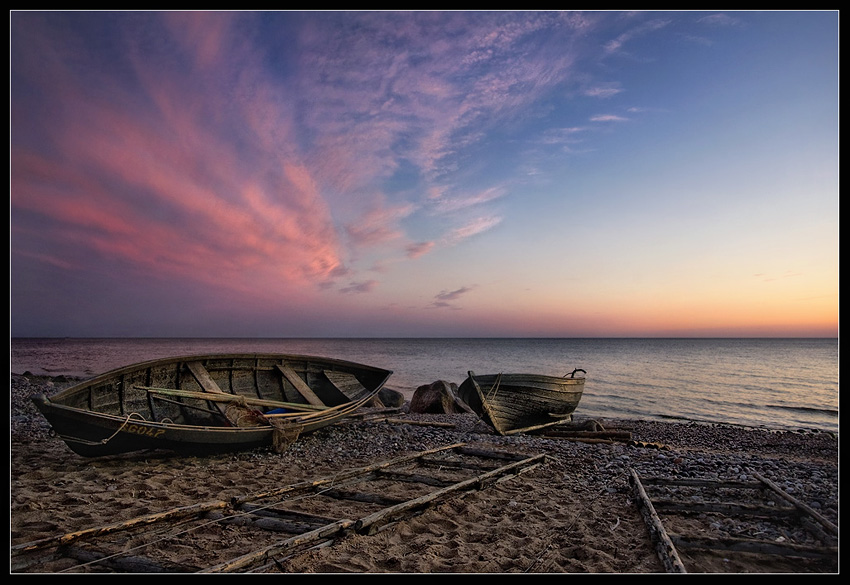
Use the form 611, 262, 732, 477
375, 469, 456, 487
456, 446, 528, 461
552, 437, 616, 445
752, 471, 838, 537
11, 501, 231, 554
669, 534, 838, 560
639, 476, 763, 489
629, 468, 688, 573
316, 488, 408, 507
205, 510, 329, 534
532, 419, 606, 433
417, 455, 500, 471
62, 544, 199, 573
383, 417, 456, 428
541, 430, 632, 440
650, 499, 798, 518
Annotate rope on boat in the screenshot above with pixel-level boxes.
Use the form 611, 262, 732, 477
58, 413, 147, 446
486, 373, 503, 399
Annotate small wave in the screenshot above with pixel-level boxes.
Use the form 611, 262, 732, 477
764, 403, 838, 417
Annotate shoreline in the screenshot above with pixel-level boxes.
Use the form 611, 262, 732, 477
10, 371, 838, 436
11, 374, 839, 573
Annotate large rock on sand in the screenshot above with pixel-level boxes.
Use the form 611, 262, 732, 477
409, 380, 474, 414
378, 387, 406, 408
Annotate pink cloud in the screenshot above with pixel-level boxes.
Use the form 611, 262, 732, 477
345, 201, 415, 248
11, 14, 347, 305
406, 241, 435, 259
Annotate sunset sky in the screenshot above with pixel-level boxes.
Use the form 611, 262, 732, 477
10, 11, 838, 338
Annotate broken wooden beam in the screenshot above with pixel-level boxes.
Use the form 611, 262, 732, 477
629, 468, 687, 573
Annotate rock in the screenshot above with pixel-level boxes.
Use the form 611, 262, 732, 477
409, 380, 474, 414
378, 387, 406, 408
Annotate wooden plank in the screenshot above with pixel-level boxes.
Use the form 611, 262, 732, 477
140, 387, 325, 412
629, 468, 688, 573
753, 472, 838, 536
322, 370, 366, 400
670, 533, 838, 559
640, 476, 763, 489
275, 364, 325, 407
315, 488, 408, 506
11, 501, 231, 554
63, 544, 199, 573
185, 360, 237, 425
651, 499, 797, 518
540, 430, 632, 440
375, 469, 456, 487
383, 418, 455, 428
186, 361, 226, 394
324, 370, 384, 407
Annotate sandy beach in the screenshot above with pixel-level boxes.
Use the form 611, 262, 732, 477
10, 374, 838, 574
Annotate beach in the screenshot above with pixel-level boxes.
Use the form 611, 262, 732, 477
10, 373, 838, 574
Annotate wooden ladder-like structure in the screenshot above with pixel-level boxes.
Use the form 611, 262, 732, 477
11, 443, 546, 574
630, 468, 838, 573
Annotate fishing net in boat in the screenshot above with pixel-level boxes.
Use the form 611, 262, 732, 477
224, 402, 269, 427
270, 419, 303, 453
222, 396, 303, 452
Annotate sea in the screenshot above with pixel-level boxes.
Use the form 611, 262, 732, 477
9, 337, 839, 434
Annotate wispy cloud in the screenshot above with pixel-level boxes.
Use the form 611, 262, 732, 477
10, 11, 681, 317
583, 83, 623, 98
603, 18, 672, 55
406, 241, 435, 259
590, 114, 629, 122
431, 286, 475, 308
340, 280, 380, 294
697, 13, 743, 28
430, 186, 507, 214
442, 216, 503, 246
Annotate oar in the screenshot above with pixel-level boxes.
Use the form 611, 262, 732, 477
137, 386, 327, 412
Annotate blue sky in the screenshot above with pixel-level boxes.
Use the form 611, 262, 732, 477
10, 11, 839, 337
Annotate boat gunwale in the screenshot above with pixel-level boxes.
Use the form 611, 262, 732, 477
30, 397, 294, 434
41, 352, 393, 403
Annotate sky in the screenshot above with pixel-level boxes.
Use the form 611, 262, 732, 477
10, 11, 839, 338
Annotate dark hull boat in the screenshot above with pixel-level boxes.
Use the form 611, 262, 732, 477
31, 353, 393, 457
457, 369, 586, 436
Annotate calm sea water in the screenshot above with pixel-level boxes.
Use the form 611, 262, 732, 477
10, 338, 838, 433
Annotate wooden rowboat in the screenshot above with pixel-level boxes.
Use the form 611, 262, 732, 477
457, 369, 586, 436
30, 353, 393, 457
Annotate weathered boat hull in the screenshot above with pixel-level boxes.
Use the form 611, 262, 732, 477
31, 353, 393, 457
457, 370, 585, 436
